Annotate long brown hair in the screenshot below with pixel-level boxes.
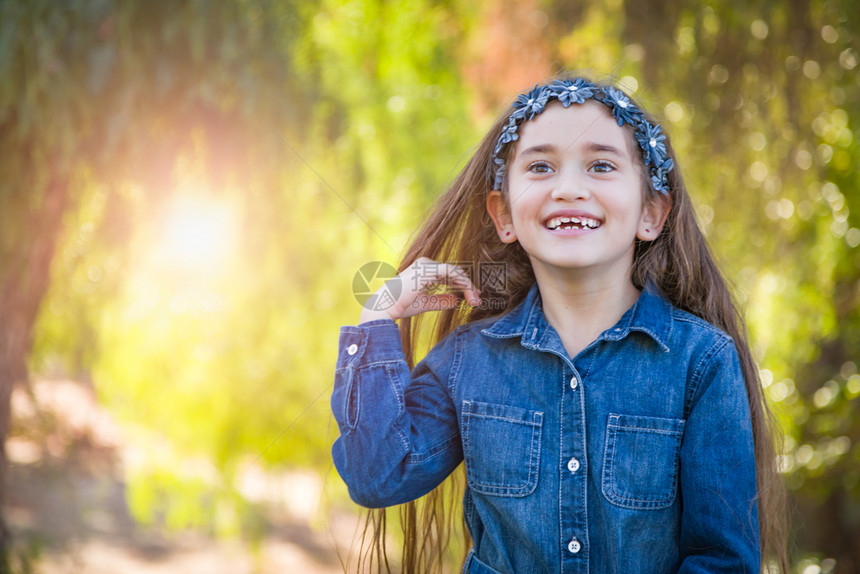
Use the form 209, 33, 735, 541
350, 75, 788, 573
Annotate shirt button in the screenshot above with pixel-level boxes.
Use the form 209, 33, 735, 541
347, 343, 358, 355
568, 537, 581, 554
569, 376, 578, 390
567, 458, 580, 473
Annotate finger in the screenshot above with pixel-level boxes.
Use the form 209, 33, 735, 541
433, 263, 474, 290
406, 259, 446, 291
437, 264, 481, 305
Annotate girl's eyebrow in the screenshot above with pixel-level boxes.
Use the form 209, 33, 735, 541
585, 142, 627, 157
518, 141, 629, 159
518, 144, 557, 157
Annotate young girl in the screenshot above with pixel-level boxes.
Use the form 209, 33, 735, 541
332, 76, 787, 573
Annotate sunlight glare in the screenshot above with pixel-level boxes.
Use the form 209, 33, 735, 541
158, 195, 238, 273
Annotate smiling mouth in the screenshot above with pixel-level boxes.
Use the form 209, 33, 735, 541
544, 216, 602, 231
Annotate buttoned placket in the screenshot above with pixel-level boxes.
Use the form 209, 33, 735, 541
560, 358, 588, 572
524, 310, 591, 573
530, 327, 590, 573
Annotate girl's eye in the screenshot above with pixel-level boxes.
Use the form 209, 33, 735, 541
528, 161, 554, 174
590, 161, 616, 174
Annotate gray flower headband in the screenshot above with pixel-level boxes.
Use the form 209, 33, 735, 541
492, 78, 674, 195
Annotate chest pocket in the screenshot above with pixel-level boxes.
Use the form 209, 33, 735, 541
461, 400, 543, 497
602, 413, 685, 510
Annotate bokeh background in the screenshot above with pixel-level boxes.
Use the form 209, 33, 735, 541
1, 0, 859, 572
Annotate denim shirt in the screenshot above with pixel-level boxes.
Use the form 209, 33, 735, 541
331, 283, 760, 574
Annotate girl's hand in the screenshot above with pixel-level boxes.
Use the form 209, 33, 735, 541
359, 257, 482, 324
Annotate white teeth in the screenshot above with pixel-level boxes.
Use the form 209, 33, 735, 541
545, 216, 601, 230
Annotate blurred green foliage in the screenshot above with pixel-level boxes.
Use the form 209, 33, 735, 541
3, 0, 859, 570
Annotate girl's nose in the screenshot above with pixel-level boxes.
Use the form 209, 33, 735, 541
550, 170, 590, 201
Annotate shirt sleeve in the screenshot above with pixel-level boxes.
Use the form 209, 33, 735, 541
330, 319, 463, 508
677, 338, 762, 573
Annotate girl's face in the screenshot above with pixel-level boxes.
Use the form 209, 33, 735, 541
488, 101, 668, 283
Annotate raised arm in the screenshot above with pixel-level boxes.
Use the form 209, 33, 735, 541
331, 258, 480, 508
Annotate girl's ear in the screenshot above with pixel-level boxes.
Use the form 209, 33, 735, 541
637, 194, 672, 241
487, 191, 518, 243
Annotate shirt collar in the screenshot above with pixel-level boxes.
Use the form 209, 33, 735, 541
481, 281, 673, 352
